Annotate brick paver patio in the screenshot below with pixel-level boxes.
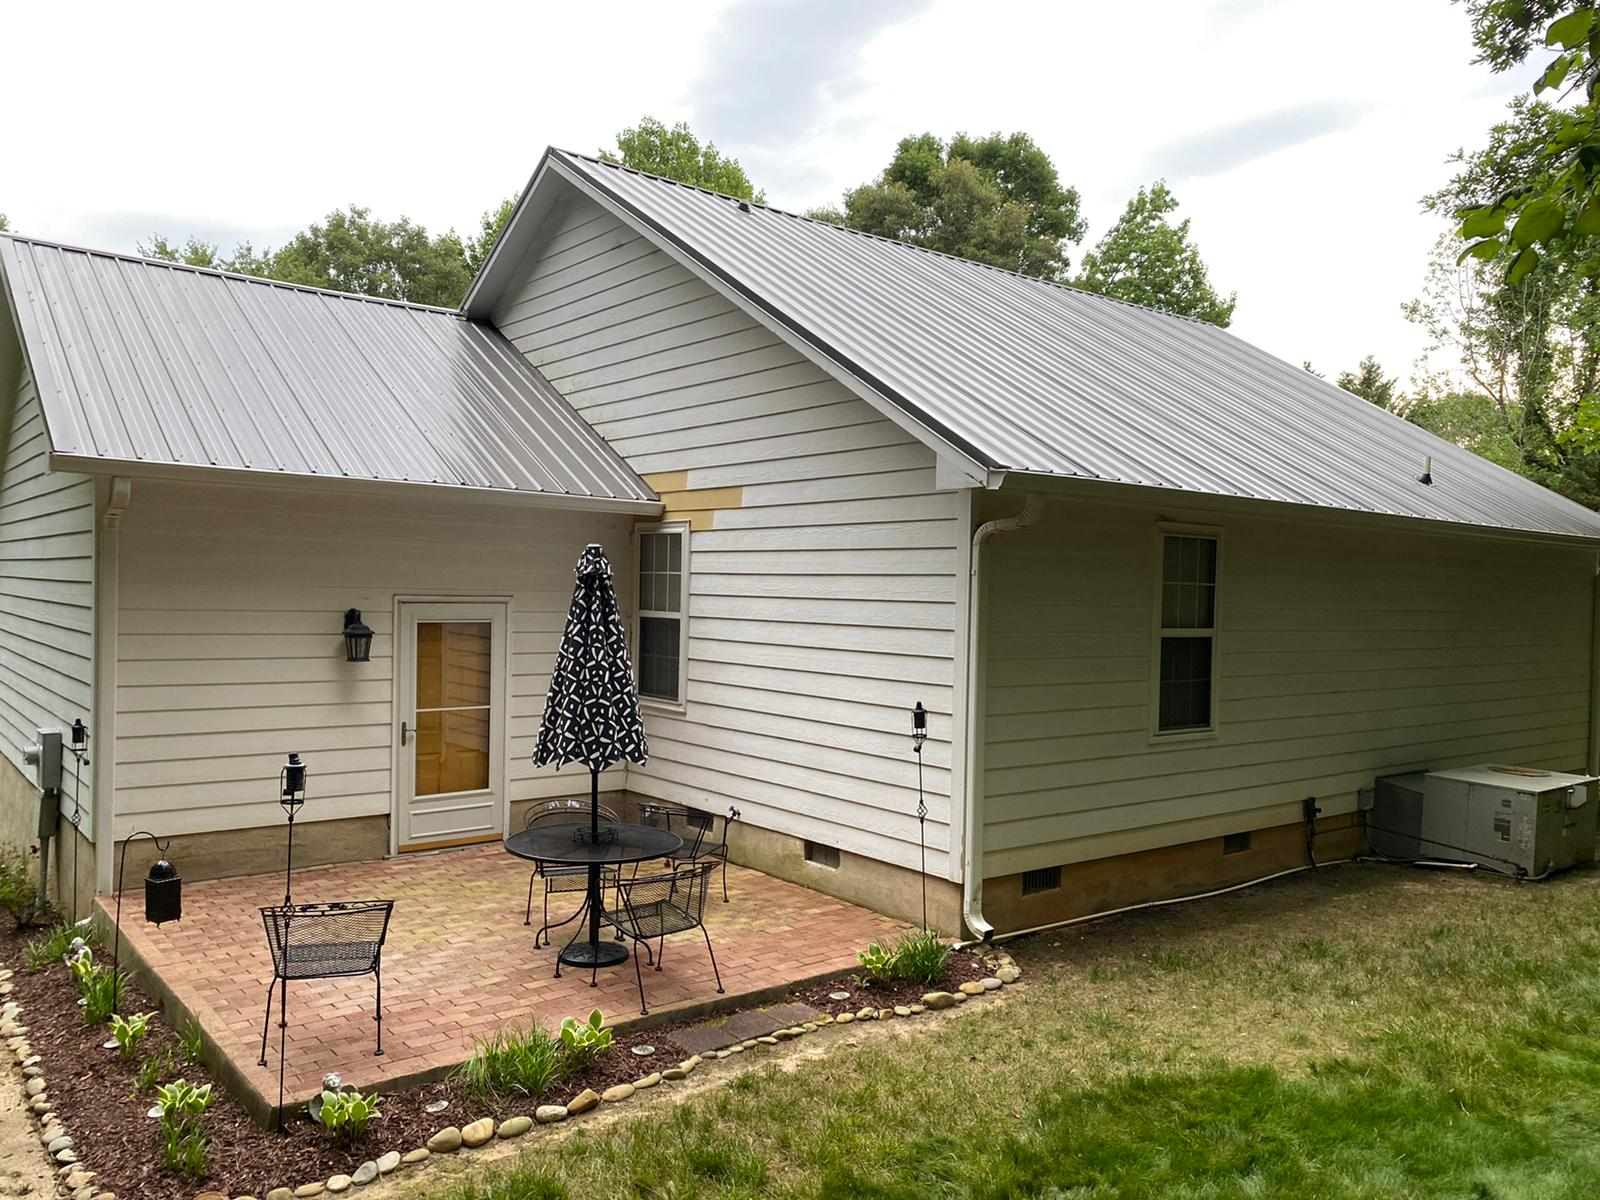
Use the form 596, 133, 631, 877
99, 844, 904, 1115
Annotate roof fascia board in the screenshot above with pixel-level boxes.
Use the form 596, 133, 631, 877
540, 155, 993, 480
462, 150, 557, 319
1001, 469, 1600, 549
47, 452, 665, 517
0, 262, 23, 473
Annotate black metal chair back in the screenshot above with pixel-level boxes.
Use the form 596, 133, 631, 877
608, 860, 724, 1014
667, 806, 739, 902
522, 799, 623, 944
261, 900, 392, 980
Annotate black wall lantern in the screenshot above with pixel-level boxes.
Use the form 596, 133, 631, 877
343, 609, 374, 663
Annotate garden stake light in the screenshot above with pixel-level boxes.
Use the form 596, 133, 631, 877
912, 701, 928, 930
110, 829, 180, 1012
65, 718, 88, 922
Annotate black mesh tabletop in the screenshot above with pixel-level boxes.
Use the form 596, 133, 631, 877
505, 821, 681, 866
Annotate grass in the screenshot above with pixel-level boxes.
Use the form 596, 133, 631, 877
456, 1020, 567, 1102
406, 863, 1600, 1199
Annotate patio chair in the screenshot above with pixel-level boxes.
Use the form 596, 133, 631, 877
666, 805, 740, 903
524, 799, 623, 948
605, 860, 724, 1015
258, 900, 393, 1066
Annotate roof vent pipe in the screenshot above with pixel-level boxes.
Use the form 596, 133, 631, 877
960, 492, 1044, 942
1419, 455, 1433, 486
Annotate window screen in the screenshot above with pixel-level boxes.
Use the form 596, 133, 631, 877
1157, 535, 1217, 733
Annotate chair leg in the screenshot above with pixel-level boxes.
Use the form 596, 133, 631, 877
654, 933, 665, 972
374, 962, 384, 1057
701, 925, 725, 995
721, 859, 729, 903
633, 935, 648, 1016
525, 872, 536, 926
257, 980, 276, 1067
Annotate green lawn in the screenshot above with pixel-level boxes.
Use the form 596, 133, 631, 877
402, 863, 1600, 1199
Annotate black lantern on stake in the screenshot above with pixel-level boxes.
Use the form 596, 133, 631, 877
280, 753, 306, 905
343, 610, 374, 663
911, 701, 929, 930
111, 830, 180, 1013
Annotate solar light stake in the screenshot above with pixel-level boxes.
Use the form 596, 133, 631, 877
912, 702, 929, 930
280, 753, 307, 905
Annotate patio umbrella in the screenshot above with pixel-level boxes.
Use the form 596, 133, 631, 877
534, 544, 649, 838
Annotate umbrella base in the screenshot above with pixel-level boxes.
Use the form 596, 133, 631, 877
559, 940, 629, 968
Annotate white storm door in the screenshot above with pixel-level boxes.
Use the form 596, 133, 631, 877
395, 601, 507, 851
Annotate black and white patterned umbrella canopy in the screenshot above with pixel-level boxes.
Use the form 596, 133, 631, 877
533, 544, 649, 772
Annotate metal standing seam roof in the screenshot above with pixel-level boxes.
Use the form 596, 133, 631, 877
531, 150, 1600, 543
0, 233, 655, 506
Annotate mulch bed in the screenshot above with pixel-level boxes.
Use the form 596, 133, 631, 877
0, 920, 994, 1200
790, 949, 991, 1013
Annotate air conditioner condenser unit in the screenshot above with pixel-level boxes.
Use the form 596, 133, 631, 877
1369, 764, 1598, 878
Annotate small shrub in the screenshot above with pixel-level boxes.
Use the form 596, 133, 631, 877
311, 1085, 382, 1147
155, 1077, 213, 1123
889, 928, 951, 985
457, 1021, 563, 1101
858, 940, 898, 983
110, 1012, 151, 1061
178, 1018, 205, 1066
558, 1009, 612, 1071
160, 1123, 208, 1179
0, 848, 44, 929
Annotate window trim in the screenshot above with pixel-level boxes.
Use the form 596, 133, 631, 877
634, 520, 690, 713
1148, 522, 1221, 743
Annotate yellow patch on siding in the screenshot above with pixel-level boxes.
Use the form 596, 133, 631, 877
642, 472, 743, 531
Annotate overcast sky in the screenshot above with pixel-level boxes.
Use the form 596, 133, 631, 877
0, 0, 1535, 383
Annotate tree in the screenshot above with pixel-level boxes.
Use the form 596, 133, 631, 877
1407, 94, 1600, 506
602, 118, 761, 201
833, 131, 1084, 279
1075, 182, 1236, 326
0, 213, 8, 232
142, 207, 475, 307
465, 197, 516, 278
1337, 356, 1401, 408
1451, 3, 1600, 285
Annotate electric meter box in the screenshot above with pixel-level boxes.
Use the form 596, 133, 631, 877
1371, 764, 1599, 877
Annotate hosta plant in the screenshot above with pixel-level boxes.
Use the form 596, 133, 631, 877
558, 1008, 612, 1069
311, 1084, 382, 1147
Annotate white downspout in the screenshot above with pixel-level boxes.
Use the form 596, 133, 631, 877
91, 477, 131, 895
960, 492, 1043, 941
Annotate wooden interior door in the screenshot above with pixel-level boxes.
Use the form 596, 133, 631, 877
395, 601, 507, 851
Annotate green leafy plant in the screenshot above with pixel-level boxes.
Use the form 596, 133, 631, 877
177, 1018, 205, 1066
856, 929, 951, 986
889, 928, 951, 985
456, 1021, 563, 1102
0, 848, 44, 929
155, 1078, 213, 1179
557, 1009, 612, 1070
310, 1085, 382, 1147
66, 948, 123, 1024
110, 1011, 151, 1061
135, 1045, 178, 1093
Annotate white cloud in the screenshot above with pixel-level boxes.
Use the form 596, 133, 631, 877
0, 0, 1534, 383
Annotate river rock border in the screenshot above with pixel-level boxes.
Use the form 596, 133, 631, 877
10, 951, 1021, 1200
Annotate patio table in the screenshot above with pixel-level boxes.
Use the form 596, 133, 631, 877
504, 821, 682, 969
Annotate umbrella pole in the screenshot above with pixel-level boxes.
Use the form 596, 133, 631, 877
588, 765, 602, 980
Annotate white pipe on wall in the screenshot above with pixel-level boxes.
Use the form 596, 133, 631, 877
960, 492, 1043, 942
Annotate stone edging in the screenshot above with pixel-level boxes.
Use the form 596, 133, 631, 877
11, 952, 1022, 1200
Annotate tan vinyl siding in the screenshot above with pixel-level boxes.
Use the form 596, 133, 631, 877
112, 479, 631, 840
492, 193, 959, 875
0, 365, 94, 817
983, 497, 1595, 876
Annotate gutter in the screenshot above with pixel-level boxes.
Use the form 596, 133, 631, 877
960, 492, 1043, 941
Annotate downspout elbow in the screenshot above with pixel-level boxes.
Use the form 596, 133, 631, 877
960, 492, 1043, 943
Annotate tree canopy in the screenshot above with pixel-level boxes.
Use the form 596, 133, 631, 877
139, 196, 525, 308
1074, 182, 1236, 327
602, 117, 761, 201
1451, 2, 1600, 286
0, 213, 8, 232
822, 132, 1085, 279
1336, 355, 1401, 409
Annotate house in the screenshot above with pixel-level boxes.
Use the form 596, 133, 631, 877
2, 148, 1597, 937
